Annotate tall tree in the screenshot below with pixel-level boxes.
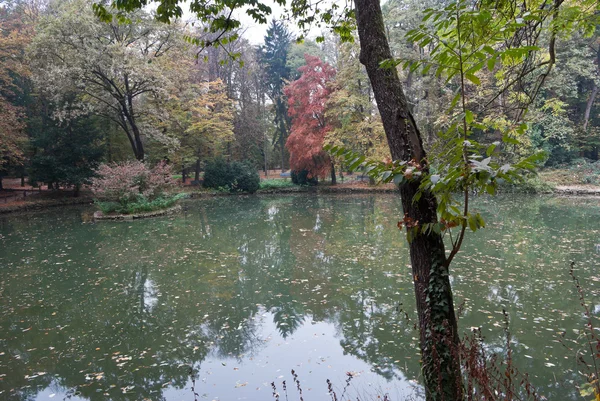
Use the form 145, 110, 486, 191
178, 80, 234, 181
28, 112, 105, 195
325, 40, 388, 162
0, 2, 33, 189
261, 20, 292, 172
99, 0, 598, 400
232, 44, 271, 170
351, 1, 462, 398
285, 55, 336, 180
28, 0, 185, 161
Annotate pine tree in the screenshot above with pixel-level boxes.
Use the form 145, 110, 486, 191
261, 20, 292, 172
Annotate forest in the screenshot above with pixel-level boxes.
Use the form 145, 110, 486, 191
2, 0, 600, 400
1, 0, 599, 192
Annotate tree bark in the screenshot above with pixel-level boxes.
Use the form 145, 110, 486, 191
330, 162, 337, 185
583, 83, 598, 132
124, 74, 144, 160
195, 159, 201, 182
279, 103, 286, 173
354, 0, 463, 400
583, 46, 600, 133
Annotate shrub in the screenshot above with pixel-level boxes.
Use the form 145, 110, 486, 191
498, 174, 554, 194
95, 193, 187, 214
291, 170, 318, 186
203, 158, 231, 189
203, 158, 260, 193
91, 161, 179, 211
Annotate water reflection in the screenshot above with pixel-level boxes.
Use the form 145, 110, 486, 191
1, 195, 600, 400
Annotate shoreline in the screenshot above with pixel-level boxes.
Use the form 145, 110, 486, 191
0, 184, 598, 216
93, 204, 182, 221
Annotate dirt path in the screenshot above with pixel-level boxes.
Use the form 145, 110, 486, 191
554, 185, 600, 195
0, 178, 91, 214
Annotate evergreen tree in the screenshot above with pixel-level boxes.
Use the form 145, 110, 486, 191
28, 114, 105, 196
261, 20, 292, 172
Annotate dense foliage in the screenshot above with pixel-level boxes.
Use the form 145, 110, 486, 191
203, 158, 260, 193
28, 115, 105, 194
0, 2, 31, 179
0, 0, 598, 189
285, 55, 336, 178
261, 20, 293, 172
1, 0, 599, 399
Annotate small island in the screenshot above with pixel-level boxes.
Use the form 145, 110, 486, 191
91, 161, 186, 221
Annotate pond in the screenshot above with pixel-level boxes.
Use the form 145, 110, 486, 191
1, 194, 600, 401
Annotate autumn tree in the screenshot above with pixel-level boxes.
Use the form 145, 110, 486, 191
0, 2, 33, 189
28, 0, 186, 161
287, 40, 326, 80
285, 55, 336, 181
163, 80, 234, 182
96, 0, 598, 400
203, 36, 271, 171
325, 40, 388, 164
232, 45, 271, 171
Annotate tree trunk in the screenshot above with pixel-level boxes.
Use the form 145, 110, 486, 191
583, 82, 598, 132
584, 46, 600, 133
195, 159, 201, 182
182, 165, 186, 185
280, 130, 285, 173
74, 184, 80, 198
354, 0, 463, 400
330, 162, 337, 185
0, 175, 3, 191
123, 75, 145, 161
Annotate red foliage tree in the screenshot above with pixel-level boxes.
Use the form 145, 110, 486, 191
284, 54, 336, 178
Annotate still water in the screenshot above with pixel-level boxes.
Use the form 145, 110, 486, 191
1, 194, 600, 400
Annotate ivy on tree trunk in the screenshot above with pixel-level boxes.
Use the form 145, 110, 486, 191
354, 0, 462, 399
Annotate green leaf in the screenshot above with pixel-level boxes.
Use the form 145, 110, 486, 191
502, 134, 520, 145
450, 92, 461, 109
475, 213, 485, 228
465, 73, 481, 85
467, 215, 477, 232
465, 110, 474, 124
393, 174, 405, 185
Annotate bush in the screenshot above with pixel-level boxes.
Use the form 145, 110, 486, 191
91, 161, 179, 212
539, 158, 600, 186
203, 159, 260, 193
95, 193, 187, 214
291, 170, 318, 186
498, 174, 555, 194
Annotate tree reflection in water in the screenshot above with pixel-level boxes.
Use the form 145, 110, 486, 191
1, 195, 600, 400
